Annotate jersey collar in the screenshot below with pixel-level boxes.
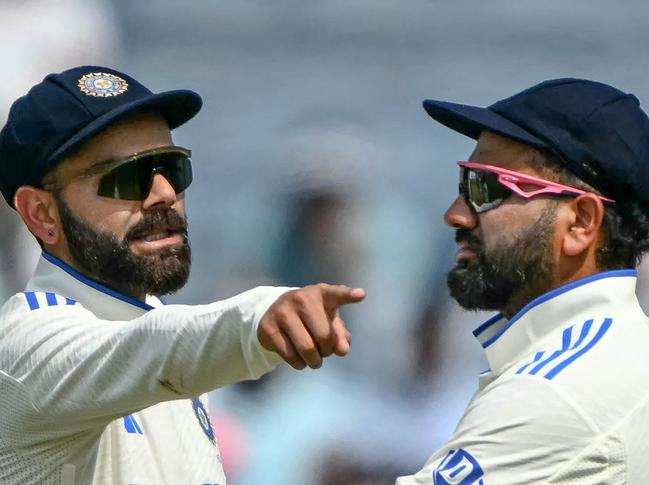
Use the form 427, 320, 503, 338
473, 269, 638, 372
25, 252, 164, 320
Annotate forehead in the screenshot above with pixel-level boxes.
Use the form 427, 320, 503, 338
56, 110, 173, 175
468, 131, 539, 172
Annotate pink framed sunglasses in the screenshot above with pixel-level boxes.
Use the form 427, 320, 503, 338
458, 161, 615, 214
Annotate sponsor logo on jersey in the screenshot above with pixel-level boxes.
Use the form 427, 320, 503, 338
433, 449, 484, 485
78, 72, 129, 97
192, 398, 216, 446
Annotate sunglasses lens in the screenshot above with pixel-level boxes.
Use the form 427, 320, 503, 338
462, 167, 509, 213
158, 153, 193, 195
97, 159, 148, 200
97, 150, 192, 200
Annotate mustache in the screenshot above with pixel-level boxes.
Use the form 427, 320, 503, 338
126, 209, 188, 241
455, 228, 483, 250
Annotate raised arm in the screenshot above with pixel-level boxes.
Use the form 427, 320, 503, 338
0, 284, 365, 442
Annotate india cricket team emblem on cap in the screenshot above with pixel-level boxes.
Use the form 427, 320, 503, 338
78, 72, 129, 97
192, 397, 216, 446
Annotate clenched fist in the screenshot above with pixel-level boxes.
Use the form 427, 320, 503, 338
258, 283, 366, 369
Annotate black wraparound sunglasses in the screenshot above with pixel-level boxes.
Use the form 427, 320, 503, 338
44, 146, 193, 200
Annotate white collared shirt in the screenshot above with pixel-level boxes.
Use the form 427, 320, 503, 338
0, 252, 287, 485
397, 270, 649, 484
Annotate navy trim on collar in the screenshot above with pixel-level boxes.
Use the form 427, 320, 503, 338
475, 269, 637, 348
473, 313, 503, 337
41, 251, 155, 311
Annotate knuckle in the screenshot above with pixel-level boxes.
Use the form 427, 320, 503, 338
273, 305, 292, 323
296, 340, 316, 355
316, 282, 330, 292
314, 328, 333, 342
291, 290, 310, 306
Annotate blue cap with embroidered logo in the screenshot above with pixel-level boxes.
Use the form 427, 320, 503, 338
0, 65, 202, 208
423, 78, 649, 204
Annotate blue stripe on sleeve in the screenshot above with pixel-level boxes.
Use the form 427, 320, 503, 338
123, 415, 137, 433
24, 292, 40, 310
516, 351, 545, 375
24, 291, 76, 310
544, 318, 613, 380
45, 292, 58, 307
528, 329, 572, 375
528, 320, 593, 375
123, 415, 144, 434
132, 416, 144, 434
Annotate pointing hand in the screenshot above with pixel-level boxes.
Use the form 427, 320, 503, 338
258, 283, 366, 369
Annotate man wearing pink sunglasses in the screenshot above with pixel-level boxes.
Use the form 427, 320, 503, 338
397, 79, 649, 484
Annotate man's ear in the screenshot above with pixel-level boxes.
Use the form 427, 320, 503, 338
14, 186, 60, 245
562, 193, 605, 257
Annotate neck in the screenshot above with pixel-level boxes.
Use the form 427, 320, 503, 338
502, 266, 604, 320
43, 248, 147, 302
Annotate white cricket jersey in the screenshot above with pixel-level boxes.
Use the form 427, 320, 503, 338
397, 269, 649, 484
0, 252, 288, 485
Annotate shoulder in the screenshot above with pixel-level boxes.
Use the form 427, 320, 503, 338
1, 291, 81, 314
0, 291, 92, 354
0, 290, 88, 328
464, 372, 596, 437
403, 376, 621, 484
506, 313, 649, 429
398, 375, 617, 485
15, 291, 79, 312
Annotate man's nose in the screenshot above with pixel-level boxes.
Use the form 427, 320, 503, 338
142, 172, 177, 209
444, 195, 478, 230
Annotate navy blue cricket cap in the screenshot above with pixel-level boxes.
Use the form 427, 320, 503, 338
423, 78, 649, 204
0, 65, 202, 208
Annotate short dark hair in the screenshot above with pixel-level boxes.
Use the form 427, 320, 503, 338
529, 150, 649, 269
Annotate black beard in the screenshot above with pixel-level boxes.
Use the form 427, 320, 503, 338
55, 193, 191, 298
447, 204, 556, 316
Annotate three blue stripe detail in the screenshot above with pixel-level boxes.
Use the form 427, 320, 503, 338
516, 318, 612, 380
24, 291, 76, 311
123, 414, 144, 434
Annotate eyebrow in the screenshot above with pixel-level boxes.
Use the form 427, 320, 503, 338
84, 158, 124, 174
60, 145, 190, 179
79, 149, 163, 175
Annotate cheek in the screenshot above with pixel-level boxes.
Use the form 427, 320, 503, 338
93, 211, 140, 240
477, 211, 510, 251
62, 184, 141, 238
478, 203, 541, 249
481, 200, 560, 257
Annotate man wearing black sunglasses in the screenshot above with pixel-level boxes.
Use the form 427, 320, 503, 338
397, 79, 649, 484
0, 66, 365, 484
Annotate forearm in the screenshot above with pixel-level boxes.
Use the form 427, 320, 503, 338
1, 286, 288, 430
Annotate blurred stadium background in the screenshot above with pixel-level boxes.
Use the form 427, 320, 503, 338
3, 1, 649, 483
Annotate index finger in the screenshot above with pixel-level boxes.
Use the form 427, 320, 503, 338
319, 284, 366, 309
